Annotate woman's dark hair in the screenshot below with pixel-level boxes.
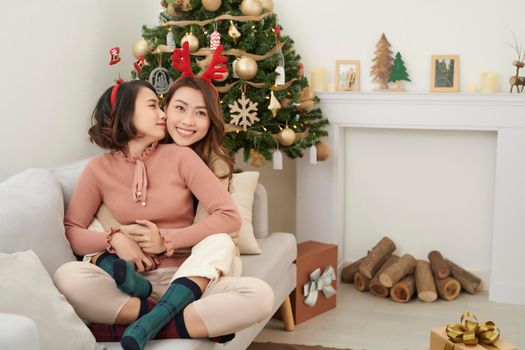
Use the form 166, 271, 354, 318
88, 80, 157, 151
163, 76, 234, 180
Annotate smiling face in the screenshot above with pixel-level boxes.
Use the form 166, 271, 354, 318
131, 87, 167, 143
165, 86, 211, 146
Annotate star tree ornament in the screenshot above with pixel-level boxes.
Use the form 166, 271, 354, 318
268, 90, 281, 117
229, 86, 259, 131
228, 21, 241, 42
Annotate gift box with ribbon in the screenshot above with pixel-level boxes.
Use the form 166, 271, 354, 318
429, 312, 517, 350
290, 240, 338, 324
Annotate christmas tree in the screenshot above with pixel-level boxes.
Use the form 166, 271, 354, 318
131, 0, 329, 164
389, 52, 410, 90
370, 33, 394, 90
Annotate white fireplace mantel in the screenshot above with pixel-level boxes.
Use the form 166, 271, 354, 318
296, 91, 525, 305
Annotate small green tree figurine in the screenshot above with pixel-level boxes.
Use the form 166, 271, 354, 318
389, 52, 410, 91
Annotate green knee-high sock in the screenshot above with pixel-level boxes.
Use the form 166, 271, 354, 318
121, 277, 202, 350
95, 252, 151, 299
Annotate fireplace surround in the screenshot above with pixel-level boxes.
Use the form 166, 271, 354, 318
296, 91, 525, 305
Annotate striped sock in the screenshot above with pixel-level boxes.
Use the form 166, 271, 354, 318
90, 297, 234, 344
121, 277, 202, 350
95, 252, 152, 299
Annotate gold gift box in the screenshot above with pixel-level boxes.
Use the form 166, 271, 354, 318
430, 328, 517, 350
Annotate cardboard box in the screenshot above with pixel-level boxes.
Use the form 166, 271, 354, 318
430, 328, 517, 350
291, 241, 338, 324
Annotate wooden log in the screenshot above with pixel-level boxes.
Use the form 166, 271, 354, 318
428, 250, 450, 279
379, 254, 416, 287
358, 236, 396, 278
390, 274, 415, 303
354, 271, 371, 292
369, 255, 400, 298
341, 257, 365, 283
415, 259, 438, 303
436, 276, 461, 301
446, 259, 481, 294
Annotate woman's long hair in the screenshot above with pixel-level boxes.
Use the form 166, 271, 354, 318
163, 76, 234, 181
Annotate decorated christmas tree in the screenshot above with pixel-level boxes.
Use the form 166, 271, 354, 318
130, 0, 329, 165
370, 33, 394, 90
389, 52, 410, 90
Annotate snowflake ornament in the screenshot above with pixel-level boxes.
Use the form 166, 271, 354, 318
229, 93, 259, 131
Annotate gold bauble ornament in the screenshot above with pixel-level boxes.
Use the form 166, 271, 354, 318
235, 56, 258, 80
278, 127, 296, 146
259, 0, 274, 11
132, 38, 151, 59
250, 149, 267, 167
240, 0, 263, 16
181, 33, 199, 52
216, 69, 229, 82
202, 0, 221, 11
316, 142, 330, 161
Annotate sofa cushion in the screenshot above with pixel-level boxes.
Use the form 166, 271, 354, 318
49, 158, 89, 208
242, 232, 297, 286
0, 168, 76, 275
0, 250, 99, 350
252, 184, 269, 239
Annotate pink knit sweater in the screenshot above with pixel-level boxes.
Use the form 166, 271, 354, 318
64, 143, 241, 267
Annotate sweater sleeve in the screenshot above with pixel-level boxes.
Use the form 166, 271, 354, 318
160, 147, 241, 254
63, 160, 111, 255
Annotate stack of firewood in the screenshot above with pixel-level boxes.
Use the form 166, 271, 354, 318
341, 237, 482, 303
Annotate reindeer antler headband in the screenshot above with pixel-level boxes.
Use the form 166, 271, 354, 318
170, 41, 228, 89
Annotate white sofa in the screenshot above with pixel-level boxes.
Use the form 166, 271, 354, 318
0, 159, 297, 350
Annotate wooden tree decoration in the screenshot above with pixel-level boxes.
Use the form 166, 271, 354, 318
371, 33, 394, 90
389, 52, 410, 91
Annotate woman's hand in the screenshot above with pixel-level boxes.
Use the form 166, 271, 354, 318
117, 224, 145, 240
125, 219, 166, 255
109, 232, 157, 272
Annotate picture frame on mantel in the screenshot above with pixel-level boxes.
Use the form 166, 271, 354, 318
335, 60, 360, 91
430, 55, 460, 92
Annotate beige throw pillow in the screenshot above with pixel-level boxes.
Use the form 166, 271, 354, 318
195, 171, 262, 255
0, 250, 99, 350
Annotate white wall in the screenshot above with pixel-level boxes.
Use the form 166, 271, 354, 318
344, 128, 497, 274
274, 0, 525, 92
0, 1, 159, 180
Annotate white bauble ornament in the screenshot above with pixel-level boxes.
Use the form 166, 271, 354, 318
240, 0, 263, 16
132, 38, 150, 59
235, 56, 258, 80
202, 0, 221, 11
181, 34, 199, 52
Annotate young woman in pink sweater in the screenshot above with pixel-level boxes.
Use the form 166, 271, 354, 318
54, 75, 274, 350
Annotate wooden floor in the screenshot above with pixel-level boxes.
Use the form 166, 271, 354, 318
255, 283, 525, 350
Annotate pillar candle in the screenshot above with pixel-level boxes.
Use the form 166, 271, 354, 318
327, 82, 336, 92
310, 67, 326, 92
480, 72, 500, 93
467, 84, 477, 93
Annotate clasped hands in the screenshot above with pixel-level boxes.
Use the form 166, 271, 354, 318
109, 219, 166, 272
